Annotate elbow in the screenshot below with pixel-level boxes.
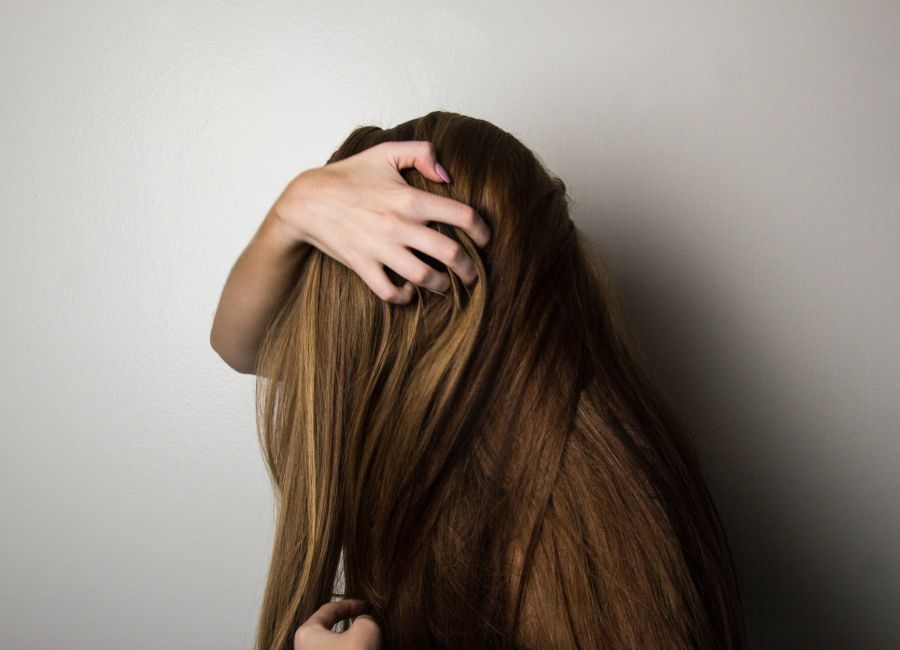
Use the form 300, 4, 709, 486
210, 328, 256, 375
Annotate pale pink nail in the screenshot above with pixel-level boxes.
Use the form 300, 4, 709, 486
435, 162, 452, 183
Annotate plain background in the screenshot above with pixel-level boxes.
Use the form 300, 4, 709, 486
1, 1, 898, 648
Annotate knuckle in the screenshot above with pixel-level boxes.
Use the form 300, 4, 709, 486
361, 626, 383, 642
463, 206, 478, 228
419, 140, 436, 158
403, 189, 420, 213
381, 212, 403, 238
411, 264, 431, 284
443, 241, 464, 263
391, 188, 417, 215
385, 279, 408, 302
352, 617, 383, 639
379, 284, 398, 302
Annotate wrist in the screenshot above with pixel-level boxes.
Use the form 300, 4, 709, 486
269, 171, 319, 244
258, 205, 308, 259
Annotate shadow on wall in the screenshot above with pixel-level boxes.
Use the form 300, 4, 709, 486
576, 202, 896, 650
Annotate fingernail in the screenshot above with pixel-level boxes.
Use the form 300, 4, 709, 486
435, 162, 451, 183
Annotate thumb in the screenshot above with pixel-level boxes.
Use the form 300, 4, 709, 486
380, 140, 452, 184
348, 613, 383, 642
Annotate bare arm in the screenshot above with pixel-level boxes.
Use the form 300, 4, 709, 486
209, 141, 492, 375
210, 205, 310, 374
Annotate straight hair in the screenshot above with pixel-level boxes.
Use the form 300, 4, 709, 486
253, 111, 745, 649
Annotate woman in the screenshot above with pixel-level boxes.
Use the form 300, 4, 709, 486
210, 111, 746, 650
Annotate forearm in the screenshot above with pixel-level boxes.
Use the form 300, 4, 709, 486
210, 206, 311, 374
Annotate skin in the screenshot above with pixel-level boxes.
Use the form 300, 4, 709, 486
293, 599, 382, 650
210, 140, 492, 374
211, 140, 490, 647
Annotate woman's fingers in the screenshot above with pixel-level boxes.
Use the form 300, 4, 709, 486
383, 246, 453, 293
356, 259, 417, 304
376, 140, 492, 249
346, 613, 383, 648
303, 598, 371, 631
378, 140, 450, 185
294, 598, 383, 649
399, 224, 478, 285
278, 139, 491, 308
396, 187, 491, 249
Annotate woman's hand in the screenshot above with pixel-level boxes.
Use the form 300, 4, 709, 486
210, 140, 491, 374
272, 140, 492, 302
294, 599, 383, 650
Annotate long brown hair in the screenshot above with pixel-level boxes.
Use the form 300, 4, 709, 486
253, 111, 745, 649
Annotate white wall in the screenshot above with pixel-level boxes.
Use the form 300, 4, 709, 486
1, 1, 897, 648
